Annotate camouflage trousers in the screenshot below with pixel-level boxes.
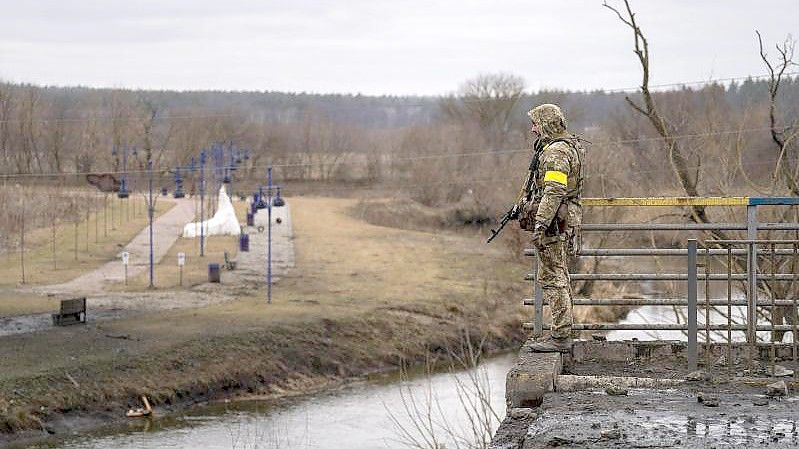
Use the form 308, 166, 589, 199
535, 234, 573, 339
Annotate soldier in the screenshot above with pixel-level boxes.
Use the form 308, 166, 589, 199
518, 104, 585, 352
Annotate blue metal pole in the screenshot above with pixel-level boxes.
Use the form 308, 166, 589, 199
267, 166, 273, 304
119, 148, 129, 198
200, 150, 206, 257
131, 147, 138, 216
174, 166, 184, 198
148, 160, 155, 289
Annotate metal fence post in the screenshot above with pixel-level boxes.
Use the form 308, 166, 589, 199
746, 205, 758, 344
687, 239, 698, 371
533, 251, 543, 337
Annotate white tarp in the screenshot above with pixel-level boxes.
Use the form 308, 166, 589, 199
183, 185, 241, 237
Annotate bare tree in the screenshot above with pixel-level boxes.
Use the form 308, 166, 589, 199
603, 0, 712, 225
0, 84, 10, 173
140, 98, 158, 165
756, 30, 799, 195
441, 73, 526, 152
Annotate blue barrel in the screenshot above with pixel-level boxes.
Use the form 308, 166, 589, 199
246, 212, 254, 226
239, 234, 250, 252
208, 263, 221, 283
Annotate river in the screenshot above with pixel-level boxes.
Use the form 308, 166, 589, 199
52, 354, 516, 449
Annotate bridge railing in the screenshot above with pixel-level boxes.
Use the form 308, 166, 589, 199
522, 196, 799, 372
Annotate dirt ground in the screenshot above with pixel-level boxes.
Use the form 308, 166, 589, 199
524, 389, 799, 448
0, 195, 528, 441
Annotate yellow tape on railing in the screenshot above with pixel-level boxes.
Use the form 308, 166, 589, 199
582, 197, 749, 207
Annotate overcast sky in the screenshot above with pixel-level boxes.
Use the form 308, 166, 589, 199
0, 1, 796, 96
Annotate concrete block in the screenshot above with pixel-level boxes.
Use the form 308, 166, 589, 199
571, 340, 686, 363
506, 343, 562, 409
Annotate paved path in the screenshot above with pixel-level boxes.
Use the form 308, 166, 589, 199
230, 204, 295, 288
35, 198, 197, 296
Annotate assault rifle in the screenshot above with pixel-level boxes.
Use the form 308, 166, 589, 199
486, 203, 521, 243
486, 148, 541, 243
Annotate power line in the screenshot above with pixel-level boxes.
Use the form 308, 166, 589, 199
600, 71, 799, 94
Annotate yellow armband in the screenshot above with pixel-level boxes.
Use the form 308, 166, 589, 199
543, 170, 568, 185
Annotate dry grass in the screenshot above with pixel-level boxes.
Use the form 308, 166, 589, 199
0, 196, 172, 288
0, 292, 61, 317
264, 197, 508, 307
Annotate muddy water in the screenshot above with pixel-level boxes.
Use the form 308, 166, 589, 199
53, 354, 515, 449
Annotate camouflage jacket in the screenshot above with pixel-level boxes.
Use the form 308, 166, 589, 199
532, 136, 585, 233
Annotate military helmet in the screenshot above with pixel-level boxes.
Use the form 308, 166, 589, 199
527, 104, 567, 137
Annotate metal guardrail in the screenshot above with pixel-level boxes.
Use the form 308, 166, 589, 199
523, 196, 799, 374
527, 273, 796, 281
692, 239, 799, 375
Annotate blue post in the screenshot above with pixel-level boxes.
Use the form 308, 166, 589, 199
174, 166, 185, 198
118, 147, 129, 199
130, 147, 138, 215
200, 149, 206, 257
267, 166, 273, 304
148, 160, 155, 289
227, 143, 236, 194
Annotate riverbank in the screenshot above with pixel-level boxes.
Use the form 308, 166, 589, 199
0, 197, 528, 446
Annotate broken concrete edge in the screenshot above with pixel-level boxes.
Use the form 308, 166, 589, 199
489, 408, 537, 449
506, 340, 799, 410
495, 338, 560, 449
493, 339, 799, 449
505, 339, 679, 410
506, 339, 689, 410
556, 374, 684, 392
505, 338, 563, 409
556, 374, 798, 392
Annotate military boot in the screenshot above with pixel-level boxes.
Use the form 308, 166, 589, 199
528, 335, 572, 353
